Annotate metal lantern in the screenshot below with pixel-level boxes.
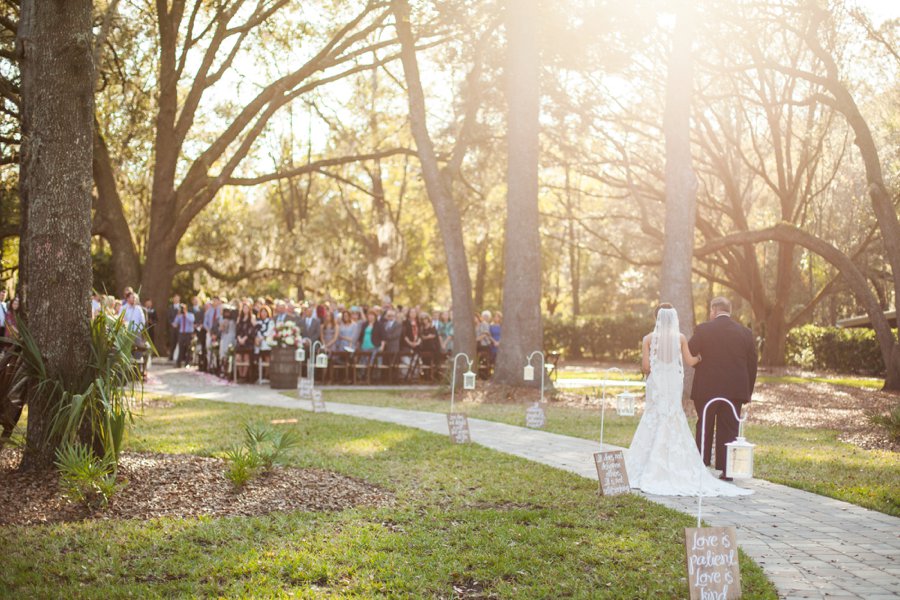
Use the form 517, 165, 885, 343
523, 364, 535, 381
616, 391, 637, 416
463, 369, 476, 390
315, 353, 328, 369
725, 436, 755, 479
295, 347, 306, 362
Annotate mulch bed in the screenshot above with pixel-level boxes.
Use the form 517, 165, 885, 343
0, 450, 392, 526
749, 381, 899, 452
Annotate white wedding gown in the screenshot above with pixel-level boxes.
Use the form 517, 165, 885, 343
625, 309, 751, 497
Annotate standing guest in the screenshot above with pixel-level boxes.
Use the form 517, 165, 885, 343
167, 294, 181, 360
337, 310, 356, 352
321, 311, 339, 353
0, 287, 8, 340
382, 309, 403, 355
357, 310, 380, 378
120, 291, 146, 332
172, 304, 195, 368
113, 298, 123, 316
256, 305, 274, 378
419, 313, 440, 375
203, 297, 222, 370
349, 306, 363, 342
401, 307, 422, 377
4, 296, 20, 340
235, 302, 256, 381
300, 305, 321, 347
286, 300, 301, 324
489, 311, 502, 361
437, 310, 453, 356
218, 304, 236, 378
273, 300, 289, 325
144, 299, 158, 346
476, 310, 492, 349
191, 297, 206, 362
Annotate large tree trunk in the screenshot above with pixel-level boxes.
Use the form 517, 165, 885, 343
760, 241, 796, 365
659, 2, 697, 389
492, 0, 543, 386
18, 0, 94, 471
392, 0, 476, 362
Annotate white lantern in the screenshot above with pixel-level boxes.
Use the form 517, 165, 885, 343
616, 392, 637, 416
725, 436, 755, 479
463, 369, 476, 390
523, 364, 535, 381
295, 347, 306, 362
315, 353, 328, 369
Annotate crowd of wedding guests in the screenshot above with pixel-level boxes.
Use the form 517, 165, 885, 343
147, 292, 503, 383
0, 283, 504, 384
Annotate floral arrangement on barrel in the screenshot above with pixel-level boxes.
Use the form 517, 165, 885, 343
266, 321, 301, 348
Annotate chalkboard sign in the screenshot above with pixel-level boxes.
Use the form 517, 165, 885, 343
525, 403, 546, 429
311, 389, 326, 413
447, 412, 471, 444
684, 527, 741, 600
593, 451, 631, 496
298, 378, 313, 399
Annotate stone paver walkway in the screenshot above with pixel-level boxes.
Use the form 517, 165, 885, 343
148, 366, 899, 600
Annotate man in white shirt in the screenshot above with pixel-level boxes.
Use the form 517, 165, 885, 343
120, 291, 146, 331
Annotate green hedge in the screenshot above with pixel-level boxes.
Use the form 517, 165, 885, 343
543, 315, 652, 362
786, 324, 887, 376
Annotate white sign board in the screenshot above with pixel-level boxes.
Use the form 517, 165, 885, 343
311, 389, 326, 413
525, 403, 546, 429
593, 451, 631, 496
447, 412, 471, 444
684, 527, 742, 600
298, 378, 313, 399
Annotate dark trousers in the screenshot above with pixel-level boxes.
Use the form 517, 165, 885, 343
176, 332, 193, 367
169, 327, 178, 359
693, 398, 743, 474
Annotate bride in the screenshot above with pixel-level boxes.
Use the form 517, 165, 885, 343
625, 303, 751, 497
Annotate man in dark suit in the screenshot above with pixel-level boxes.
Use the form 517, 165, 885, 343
381, 309, 403, 354
299, 305, 321, 344
688, 296, 758, 480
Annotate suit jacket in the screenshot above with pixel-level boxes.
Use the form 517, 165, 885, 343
688, 315, 758, 403
300, 316, 321, 342
382, 319, 402, 354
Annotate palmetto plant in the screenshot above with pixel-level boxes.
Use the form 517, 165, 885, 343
10, 312, 145, 471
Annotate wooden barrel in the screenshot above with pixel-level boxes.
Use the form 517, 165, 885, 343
269, 346, 299, 389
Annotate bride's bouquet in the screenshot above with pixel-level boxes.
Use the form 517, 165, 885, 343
266, 321, 300, 348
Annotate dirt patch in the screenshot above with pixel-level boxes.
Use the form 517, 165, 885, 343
0, 450, 391, 526
748, 382, 899, 451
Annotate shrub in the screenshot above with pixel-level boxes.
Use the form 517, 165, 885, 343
224, 423, 302, 487
224, 445, 260, 488
544, 314, 652, 361
11, 312, 144, 468
55, 443, 122, 510
786, 325, 887, 376
869, 403, 900, 443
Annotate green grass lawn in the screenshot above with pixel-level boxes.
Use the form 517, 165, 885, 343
312, 390, 900, 517
0, 398, 778, 599
756, 374, 884, 390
